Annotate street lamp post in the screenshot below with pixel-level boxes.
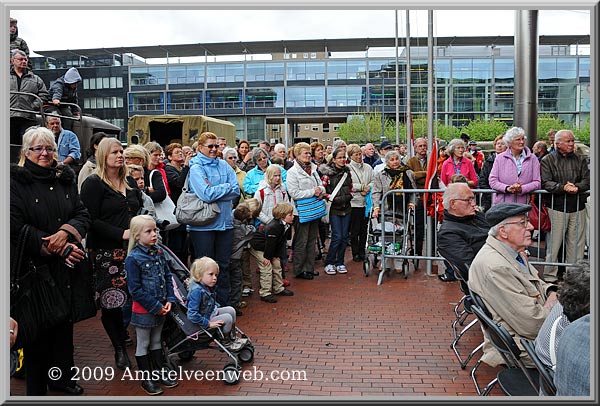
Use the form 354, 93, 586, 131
380, 74, 385, 142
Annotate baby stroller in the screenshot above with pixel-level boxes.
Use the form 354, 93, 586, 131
363, 206, 416, 284
159, 244, 255, 385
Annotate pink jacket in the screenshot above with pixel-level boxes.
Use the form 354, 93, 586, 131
439, 156, 478, 187
488, 147, 540, 205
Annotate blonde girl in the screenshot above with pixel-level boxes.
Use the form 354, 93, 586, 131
125, 215, 177, 395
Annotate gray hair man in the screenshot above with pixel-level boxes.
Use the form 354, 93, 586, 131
540, 129, 590, 283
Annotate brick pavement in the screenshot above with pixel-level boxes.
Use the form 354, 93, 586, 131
10, 250, 504, 398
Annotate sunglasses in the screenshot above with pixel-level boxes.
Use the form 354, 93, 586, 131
203, 144, 218, 149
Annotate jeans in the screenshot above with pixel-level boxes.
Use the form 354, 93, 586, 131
325, 213, 351, 266
189, 229, 234, 306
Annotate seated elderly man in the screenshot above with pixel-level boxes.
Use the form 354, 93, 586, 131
437, 183, 489, 281
468, 202, 559, 367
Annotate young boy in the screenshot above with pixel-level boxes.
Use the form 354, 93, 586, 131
249, 202, 295, 303
229, 205, 255, 316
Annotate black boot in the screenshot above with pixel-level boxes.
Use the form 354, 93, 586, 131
150, 349, 178, 388
135, 355, 163, 396
101, 312, 132, 370
115, 346, 131, 370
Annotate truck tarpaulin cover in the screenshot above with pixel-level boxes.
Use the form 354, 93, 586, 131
127, 114, 236, 146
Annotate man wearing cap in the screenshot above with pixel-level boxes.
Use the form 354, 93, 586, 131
46, 67, 83, 131
468, 140, 484, 175
373, 140, 393, 174
468, 202, 559, 367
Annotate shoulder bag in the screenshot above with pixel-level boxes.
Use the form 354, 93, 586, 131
149, 170, 179, 231
322, 172, 348, 224
296, 172, 327, 224
175, 168, 220, 227
10, 225, 70, 348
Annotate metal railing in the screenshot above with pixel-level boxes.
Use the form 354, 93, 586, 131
376, 187, 590, 284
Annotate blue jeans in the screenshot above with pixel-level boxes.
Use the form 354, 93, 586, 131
189, 229, 234, 306
325, 214, 350, 266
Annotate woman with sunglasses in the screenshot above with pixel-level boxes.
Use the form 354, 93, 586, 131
223, 146, 246, 208
11, 127, 90, 395
187, 132, 240, 307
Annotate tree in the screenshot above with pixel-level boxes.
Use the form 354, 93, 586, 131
461, 119, 509, 141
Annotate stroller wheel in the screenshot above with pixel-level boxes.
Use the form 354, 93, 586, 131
178, 351, 195, 361
237, 347, 254, 363
223, 363, 241, 385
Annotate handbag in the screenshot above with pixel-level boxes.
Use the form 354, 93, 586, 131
528, 194, 551, 232
10, 225, 70, 348
322, 172, 348, 224
296, 196, 327, 223
70, 250, 98, 323
175, 168, 220, 227
149, 170, 180, 231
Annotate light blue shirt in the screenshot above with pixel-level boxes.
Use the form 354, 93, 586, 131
509, 149, 526, 176
56, 129, 81, 162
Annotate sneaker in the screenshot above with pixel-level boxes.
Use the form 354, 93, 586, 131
241, 287, 253, 297
336, 265, 347, 274
260, 294, 277, 303
324, 264, 337, 275
237, 301, 247, 309
276, 289, 294, 296
282, 278, 291, 287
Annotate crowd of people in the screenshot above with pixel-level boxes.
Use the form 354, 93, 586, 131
8, 17, 590, 396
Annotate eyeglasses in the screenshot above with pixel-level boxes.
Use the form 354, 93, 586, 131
453, 197, 476, 203
28, 146, 56, 154
226, 156, 236, 160
502, 218, 530, 228
203, 144, 218, 149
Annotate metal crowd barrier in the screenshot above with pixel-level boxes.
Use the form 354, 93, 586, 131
377, 188, 590, 285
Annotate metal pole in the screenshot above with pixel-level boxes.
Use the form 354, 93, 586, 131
405, 10, 412, 155
426, 10, 434, 277
382, 75, 385, 140
514, 10, 539, 148
395, 9, 400, 146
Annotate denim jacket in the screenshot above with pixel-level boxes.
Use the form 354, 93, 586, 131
125, 243, 176, 315
187, 281, 219, 329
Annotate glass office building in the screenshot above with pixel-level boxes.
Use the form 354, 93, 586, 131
32, 36, 590, 144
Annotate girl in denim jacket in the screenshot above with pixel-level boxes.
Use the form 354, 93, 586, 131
125, 215, 177, 395
187, 257, 237, 344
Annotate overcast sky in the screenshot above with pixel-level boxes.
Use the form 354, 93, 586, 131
9, 9, 591, 58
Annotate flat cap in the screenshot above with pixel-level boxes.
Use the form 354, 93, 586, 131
486, 203, 532, 227
380, 140, 392, 150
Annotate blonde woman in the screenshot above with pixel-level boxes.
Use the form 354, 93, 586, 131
81, 137, 143, 371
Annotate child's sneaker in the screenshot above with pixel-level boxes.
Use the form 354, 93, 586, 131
241, 287, 253, 297
282, 278, 291, 287
324, 264, 337, 275
336, 265, 347, 274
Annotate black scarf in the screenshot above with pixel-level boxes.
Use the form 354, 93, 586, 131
24, 159, 58, 183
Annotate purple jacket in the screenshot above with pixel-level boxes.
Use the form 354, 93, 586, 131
489, 147, 540, 205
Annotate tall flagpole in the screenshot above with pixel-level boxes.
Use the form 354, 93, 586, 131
395, 10, 400, 146
405, 10, 413, 157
